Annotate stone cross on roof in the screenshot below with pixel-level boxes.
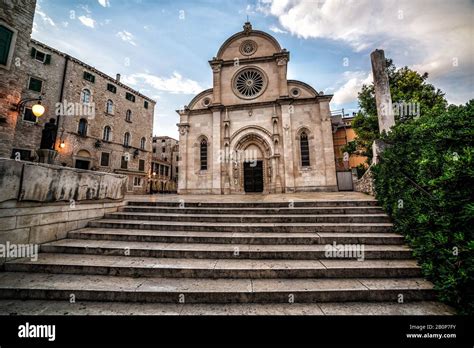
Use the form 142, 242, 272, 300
243, 21, 252, 35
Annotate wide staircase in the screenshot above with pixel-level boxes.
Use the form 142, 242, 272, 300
0, 197, 439, 310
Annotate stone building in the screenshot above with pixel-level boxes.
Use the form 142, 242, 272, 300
0, 0, 37, 158
177, 22, 337, 194
331, 113, 367, 171
10, 39, 156, 194
151, 136, 178, 193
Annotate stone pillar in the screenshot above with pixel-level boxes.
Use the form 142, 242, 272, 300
371, 49, 395, 164
177, 122, 189, 194
279, 101, 295, 192
211, 107, 222, 194
319, 100, 337, 188
210, 59, 222, 104
371, 49, 395, 134
276, 52, 290, 97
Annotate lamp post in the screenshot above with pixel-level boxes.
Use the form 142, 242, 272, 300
16, 96, 45, 118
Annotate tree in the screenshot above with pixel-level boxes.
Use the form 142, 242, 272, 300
373, 100, 474, 313
350, 59, 448, 162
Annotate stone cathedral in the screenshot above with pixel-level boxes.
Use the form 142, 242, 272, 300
177, 22, 337, 194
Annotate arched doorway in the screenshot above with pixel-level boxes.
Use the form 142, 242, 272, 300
230, 131, 273, 194
243, 143, 264, 193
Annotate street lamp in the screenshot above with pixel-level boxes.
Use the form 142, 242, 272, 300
17, 96, 45, 118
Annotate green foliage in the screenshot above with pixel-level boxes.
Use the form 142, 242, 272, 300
373, 100, 474, 314
350, 59, 448, 163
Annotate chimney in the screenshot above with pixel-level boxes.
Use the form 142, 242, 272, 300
116, 73, 121, 82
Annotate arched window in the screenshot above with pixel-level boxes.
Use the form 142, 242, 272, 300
124, 132, 130, 147
140, 137, 146, 150
200, 138, 208, 170
300, 131, 310, 166
125, 109, 132, 122
81, 89, 91, 103
78, 118, 88, 136
106, 100, 114, 114
103, 126, 111, 141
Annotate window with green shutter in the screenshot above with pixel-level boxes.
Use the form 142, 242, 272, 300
31, 47, 51, 64
144, 100, 149, 109
125, 92, 135, 102
0, 25, 14, 66
83, 71, 95, 83
107, 83, 117, 93
28, 77, 43, 92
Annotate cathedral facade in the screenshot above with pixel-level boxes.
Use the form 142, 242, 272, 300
177, 22, 337, 194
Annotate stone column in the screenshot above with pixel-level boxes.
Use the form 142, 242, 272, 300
209, 59, 223, 104
371, 49, 395, 164
177, 121, 189, 194
371, 49, 395, 133
276, 52, 290, 97
279, 101, 295, 192
211, 107, 222, 194
319, 100, 337, 188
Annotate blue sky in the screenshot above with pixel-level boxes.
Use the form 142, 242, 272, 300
33, 0, 473, 138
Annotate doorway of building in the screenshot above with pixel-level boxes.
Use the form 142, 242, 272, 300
75, 159, 90, 170
244, 160, 263, 193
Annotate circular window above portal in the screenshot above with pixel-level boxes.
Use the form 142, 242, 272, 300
239, 40, 258, 56
202, 97, 211, 107
290, 88, 301, 97
232, 68, 267, 100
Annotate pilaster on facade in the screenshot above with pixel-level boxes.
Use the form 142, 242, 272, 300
209, 58, 223, 105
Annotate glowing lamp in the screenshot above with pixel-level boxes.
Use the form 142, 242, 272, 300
32, 102, 45, 117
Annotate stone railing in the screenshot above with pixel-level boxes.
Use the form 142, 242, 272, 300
0, 158, 127, 264
353, 164, 375, 196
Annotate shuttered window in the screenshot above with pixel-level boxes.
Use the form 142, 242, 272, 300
0, 25, 13, 66
83, 71, 95, 83
100, 152, 110, 166
28, 77, 43, 92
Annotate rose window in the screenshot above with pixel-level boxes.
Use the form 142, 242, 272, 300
233, 68, 266, 99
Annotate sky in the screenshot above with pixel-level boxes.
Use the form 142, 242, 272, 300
32, 0, 473, 138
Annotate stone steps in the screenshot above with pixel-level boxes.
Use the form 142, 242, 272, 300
0, 197, 440, 308
126, 200, 379, 208
0, 299, 456, 315
36, 239, 412, 260
105, 212, 392, 223
88, 219, 394, 233
121, 205, 385, 215
0, 272, 435, 303
68, 228, 405, 245
5, 254, 422, 278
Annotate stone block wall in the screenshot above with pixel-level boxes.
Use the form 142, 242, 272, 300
353, 165, 375, 196
0, 0, 36, 157
0, 158, 126, 264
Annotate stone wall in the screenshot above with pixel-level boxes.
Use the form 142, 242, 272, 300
0, 158, 126, 264
353, 165, 375, 196
9, 40, 156, 194
0, 0, 36, 157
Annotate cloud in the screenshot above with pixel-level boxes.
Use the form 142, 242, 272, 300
116, 31, 137, 46
332, 71, 372, 105
269, 25, 287, 34
98, 0, 111, 7
78, 16, 95, 28
123, 72, 203, 95
35, 3, 56, 27
259, 0, 473, 81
